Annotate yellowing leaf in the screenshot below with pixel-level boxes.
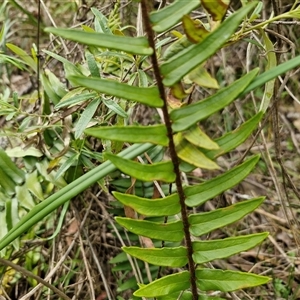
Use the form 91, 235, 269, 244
174, 133, 219, 170
186, 65, 220, 89
183, 126, 219, 150
170, 82, 188, 100
201, 0, 230, 22
182, 15, 210, 43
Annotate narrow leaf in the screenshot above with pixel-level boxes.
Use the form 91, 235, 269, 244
171, 69, 258, 131
102, 98, 128, 118
67, 76, 164, 108
113, 192, 180, 216
44, 27, 153, 56
0, 148, 25, 184
0, 167, 15, 195
204, 112, 263, 159
241, 54, 300, 96
185, 155, 260, 207
189, 197, 265, 236
75, 98, 101, 139
85, 125, 169, 146
6, 43, 37, 72
116, 217, 184, 242
0, 143, 155, 251
183, 126, 219, 150
134, 271, 190, 297
192, 233, 268, 264
196, 269, 270, 292
160, 2, 258, 86
175, 134, 219, 170
150, 0, 200, 33
123, 246, 188, 267
85, 51, 100, 77
55, 91, 97, 109
105, 153, 175, 183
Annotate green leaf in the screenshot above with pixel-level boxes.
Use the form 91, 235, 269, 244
171, 69, 258, 131
134, 271, 190, 297
85, 125, 168, 146
183, 126, 219, 150
0, 148, 25, 184
104, 153, 176, 183
54, 153, 80, 180
160, 2, 258, 86
74, 98, 101, 139
122, 246, 188, 267
196, 269, 270, 291
91, 7, 111, 34
175, 134, 219, 170
115, 217, 184, 242
204, 112, 263, 159
6, 43, 37, 72
158, 292, 226, 300
85, 51, 100, 77
16, 185, 35, 210
67, 76, 164, 108
25, 171, 44, 201
189, 197, 265, 236
113, 192, 180, 216
192, 233, 268, 264
102, 98, 128, 118
0, 143, 155, 251
241, 54, 300, 96
0, 167, 15, 195
55, 90, 97, 109
185, 155, 260, 207
44, 27, 153, 56
150, 0, 200, 33
41, 74, 61, 105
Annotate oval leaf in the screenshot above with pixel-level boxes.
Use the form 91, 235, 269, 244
189, 197, 265, 236
105, 153, 175, 183
85, 125, 169, 146
113, 192, 180, 216
115, 217, 184, 242
123, 246, 188, 267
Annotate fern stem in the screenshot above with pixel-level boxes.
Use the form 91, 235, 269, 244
140, 1, 198, 299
